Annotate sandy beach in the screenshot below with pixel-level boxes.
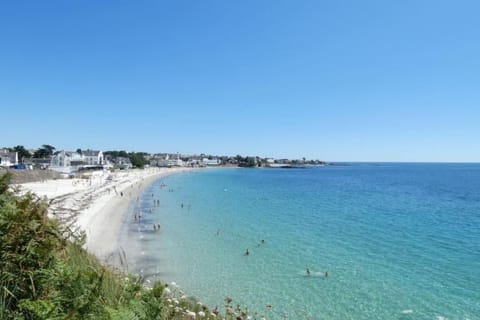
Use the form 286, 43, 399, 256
19, 167, 194, 259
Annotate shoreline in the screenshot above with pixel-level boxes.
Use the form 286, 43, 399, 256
18, 167, 196, 260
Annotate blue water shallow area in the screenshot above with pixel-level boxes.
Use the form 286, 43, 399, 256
119, 164, 480, 320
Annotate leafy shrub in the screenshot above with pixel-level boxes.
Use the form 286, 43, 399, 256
0, 173, 166, 319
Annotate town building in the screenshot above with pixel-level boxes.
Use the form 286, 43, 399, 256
82, 150, 104, 165
202, 158, 221, 166
50, 150, 104, 173
115, 157, 132, 170
0, 149, 18, 167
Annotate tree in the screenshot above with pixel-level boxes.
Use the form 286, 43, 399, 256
128, 152, 147, 168
104, 150, 129, 159
34, 149, 49, 159
42, 145, 55, 156
34, 145, 56, 159
13, 145, 31, 161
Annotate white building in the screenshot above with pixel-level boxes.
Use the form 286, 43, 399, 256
115, 157, 132, 170
50, 150, 104, 173
0, 149, 18, 167
157, 154, 184, 167
50, 151, 82, 168
82, 150, 104, 165
202, 158, 221, 166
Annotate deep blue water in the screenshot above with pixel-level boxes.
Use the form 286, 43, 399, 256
121, 163, 480, 320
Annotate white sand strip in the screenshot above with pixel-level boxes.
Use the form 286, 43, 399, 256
18, 167, 195, 259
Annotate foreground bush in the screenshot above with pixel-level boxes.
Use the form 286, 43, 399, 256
0, 172, 165, 319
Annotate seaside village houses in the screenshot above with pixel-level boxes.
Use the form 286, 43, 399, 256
50, 150, 104, 174
149, 153, 222, 167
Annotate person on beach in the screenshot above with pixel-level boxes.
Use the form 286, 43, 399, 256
306, 268, 311, 276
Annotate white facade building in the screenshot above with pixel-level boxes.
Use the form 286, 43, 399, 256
0, 149, 18, 167
82, 150, 104, 165
50, 150, 104, 173
202, 158, 221, 166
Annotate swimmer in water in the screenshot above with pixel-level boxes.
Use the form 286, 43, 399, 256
325, 271, 328, 278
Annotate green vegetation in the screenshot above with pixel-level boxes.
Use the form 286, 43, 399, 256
127, 153, 148, 169
11, 146, 31, 161
33, 145, 56, 159
104, 151, 148, 169
103, 151, 129, 159
0, 172, 256, 319
0, 171, 161, 319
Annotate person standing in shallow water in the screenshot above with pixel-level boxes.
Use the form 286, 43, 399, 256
245, 248, 250, 256
306, 268, 311, 276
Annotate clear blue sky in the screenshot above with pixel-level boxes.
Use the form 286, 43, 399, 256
1, 0, 479, 162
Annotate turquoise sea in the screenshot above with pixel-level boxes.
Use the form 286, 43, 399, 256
119, 164, 480, 320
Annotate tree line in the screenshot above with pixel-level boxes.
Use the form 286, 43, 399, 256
103, 150, 148, 169
3, 144, 56, 161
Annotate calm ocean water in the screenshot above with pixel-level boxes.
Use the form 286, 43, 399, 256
119, 164, 480, 320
